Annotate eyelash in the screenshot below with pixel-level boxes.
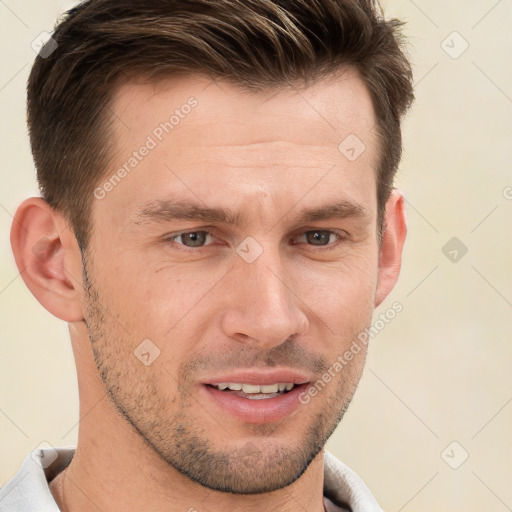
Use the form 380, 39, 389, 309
164, 229, 348, 252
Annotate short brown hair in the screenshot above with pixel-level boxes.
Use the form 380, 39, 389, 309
27, 0, 413, 249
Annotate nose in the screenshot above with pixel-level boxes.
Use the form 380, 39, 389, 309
220, 248, 309, 350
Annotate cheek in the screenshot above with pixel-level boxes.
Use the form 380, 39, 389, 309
99, 262, 223, 369
295, 250, 379, 328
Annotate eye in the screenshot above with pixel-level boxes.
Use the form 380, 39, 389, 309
294, 230, 343, 247
167, 230, 216, 248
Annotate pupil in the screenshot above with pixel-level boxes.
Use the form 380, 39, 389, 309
184, 232, 206, 247
308, 231, 330, 245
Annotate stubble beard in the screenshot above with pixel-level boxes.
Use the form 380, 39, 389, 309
81, 254, 366, 494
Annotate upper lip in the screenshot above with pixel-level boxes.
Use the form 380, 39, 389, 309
203, 368, 311, 386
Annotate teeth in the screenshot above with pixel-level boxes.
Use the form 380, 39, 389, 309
246, 394, 278, 400
260, 384, 279, 393
214, 382, 295, 393
242, 383, 261, 393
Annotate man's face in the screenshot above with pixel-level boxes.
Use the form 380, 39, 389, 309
83, 70, 381, 493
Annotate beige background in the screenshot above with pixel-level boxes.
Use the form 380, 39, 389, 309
1, 1, 511, 510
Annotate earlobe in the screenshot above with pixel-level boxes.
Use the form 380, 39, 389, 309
10, 197, 85, 322
374, 189, 407, 307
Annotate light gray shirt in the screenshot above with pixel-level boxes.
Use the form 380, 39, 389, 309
0, 447, 383, 511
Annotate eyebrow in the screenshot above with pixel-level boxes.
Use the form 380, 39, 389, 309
133, 198, 371, 227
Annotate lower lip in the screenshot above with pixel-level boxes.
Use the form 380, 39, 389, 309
202, 384, 309, 424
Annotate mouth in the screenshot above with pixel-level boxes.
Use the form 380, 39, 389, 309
206, 382, 299, 400
201, 372, 311, 423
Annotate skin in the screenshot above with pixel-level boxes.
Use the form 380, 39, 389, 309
11, 68, 406, 512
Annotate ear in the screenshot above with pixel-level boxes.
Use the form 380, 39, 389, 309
10, 197, 85, 322
374, 189, 407, 307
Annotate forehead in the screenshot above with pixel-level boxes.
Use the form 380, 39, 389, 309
96, 70, 379, 228
110, 68, 377, 156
